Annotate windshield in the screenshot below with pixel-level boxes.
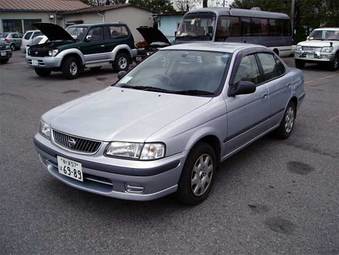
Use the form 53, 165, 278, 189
116, 50, 231, 96
176, 13, 216, 41
309, 29, 339, 41
66, 26, 88, 40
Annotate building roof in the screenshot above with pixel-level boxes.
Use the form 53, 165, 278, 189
62, 3, 152, 15
0, 0, 89, 12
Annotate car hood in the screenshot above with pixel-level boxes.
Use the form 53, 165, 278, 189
137, 26, 170, 45
45, 87, 211, 142
298, 40, 337, 47
33, 23, 75, 42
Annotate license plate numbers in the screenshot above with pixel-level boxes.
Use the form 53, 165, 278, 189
32, 59, 38, 66
307, 53, 314, 58
57, 156, 83, 182
0, 51, 6, 56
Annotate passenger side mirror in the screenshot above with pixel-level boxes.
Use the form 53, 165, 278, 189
117, 70, 127, 80
228, 81, 256, 97
85, 35, 92, 42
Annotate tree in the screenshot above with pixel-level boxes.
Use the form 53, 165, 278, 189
129, 0, 175, 13
174, 0, 200, 11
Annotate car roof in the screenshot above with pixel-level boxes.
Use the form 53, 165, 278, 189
162, 42, 266, 53
313, 27, 339, 31
187, 7, 289, 19
24, 30, 40, 33
69, 22, 127, 27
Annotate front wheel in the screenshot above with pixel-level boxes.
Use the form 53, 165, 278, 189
34, 68, 51, 77
295, 59, 305, 69
328, 53, 339, 71
61, 57, 81, 79
274, 101, 296, 139
177, 142, 216, 205
113, 52, 130, 72
0, 58, 9, 64
10, 44, 16, 51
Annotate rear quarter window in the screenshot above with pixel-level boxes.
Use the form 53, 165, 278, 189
108, 25, 129, 38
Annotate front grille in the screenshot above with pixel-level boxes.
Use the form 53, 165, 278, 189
302, 46, 320, 51
53, 130, 101, 154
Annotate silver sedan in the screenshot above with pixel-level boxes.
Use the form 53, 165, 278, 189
33, 42, 305, 204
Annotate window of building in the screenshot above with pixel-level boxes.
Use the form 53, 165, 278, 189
23, 19, 42, 32
2, 19, 22, 33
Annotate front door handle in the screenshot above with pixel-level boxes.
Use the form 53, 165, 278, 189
100, 44, 105, 48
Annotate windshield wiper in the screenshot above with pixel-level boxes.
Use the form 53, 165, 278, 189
118, 84, 173, 93
173, 90, 215, 96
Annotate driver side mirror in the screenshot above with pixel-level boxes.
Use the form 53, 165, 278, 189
228, 81, 256, 97
85, 35, 92, 42
117, 70, 127, 80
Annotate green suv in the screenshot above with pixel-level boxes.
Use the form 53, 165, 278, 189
26, 23, 136, 79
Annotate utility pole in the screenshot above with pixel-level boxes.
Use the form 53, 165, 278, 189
291, 0, 296, 36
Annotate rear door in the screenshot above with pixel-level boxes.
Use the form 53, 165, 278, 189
105, 25, 132, 52
80, 26, 107, 63
224, 53, 270, 154
256, 52, 291, 126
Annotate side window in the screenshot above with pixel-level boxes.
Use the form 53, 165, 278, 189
24, 32, 33, 40
12, 33, 18, 38
108, 25, 128, 39
87, 27, 104, 42
233, 54, 261, 85
215, 16, 240, 41
32, 31, 42, 38
241, 17, 251, 36
257, 53, 285, 81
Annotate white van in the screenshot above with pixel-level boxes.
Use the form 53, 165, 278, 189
22, 30, 42, 52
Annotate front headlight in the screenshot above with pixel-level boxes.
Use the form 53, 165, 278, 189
48, 49, 59, 57
295, 45, 302, 51
321, 46, 333, 53
105, 142, 165, 160
39, 120, 51, 139
5, 44, 10, 49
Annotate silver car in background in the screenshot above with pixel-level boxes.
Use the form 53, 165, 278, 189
33, 43, 305, 204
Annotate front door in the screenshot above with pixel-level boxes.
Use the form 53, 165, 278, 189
80, 26, 107, 63
224, 53, 271, 155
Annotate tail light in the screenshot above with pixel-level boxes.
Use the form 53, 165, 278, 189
4, 38, 10, 43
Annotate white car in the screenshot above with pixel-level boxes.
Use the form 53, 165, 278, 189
24, 35, 48, 53
295, 27, 339, 70
21, 30, 42, 52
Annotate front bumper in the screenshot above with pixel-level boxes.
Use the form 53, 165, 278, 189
294, 51, 335, 62
0, 49, 12, 59
26, 55, 62, 68
33, 134, 184, 201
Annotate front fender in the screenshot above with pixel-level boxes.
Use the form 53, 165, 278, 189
58, 48, 85, 64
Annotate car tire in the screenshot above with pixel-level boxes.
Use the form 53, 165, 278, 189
113, 52, 130, 72
34, 68, 51, 77
295, 59, 305, 69
10, 44, 16, 51
61, 57, 81, 79
328, 52, 339, 71
0, 59, 9, 64
176, 142, 217, 205
274, 101, 296, 139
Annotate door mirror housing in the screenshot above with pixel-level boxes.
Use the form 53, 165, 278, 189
85, 35, 92, 42
228, 81, 256, 97
117, 70, 127, 80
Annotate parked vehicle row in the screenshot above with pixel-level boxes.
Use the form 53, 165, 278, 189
0, 40, 12, 64
33, 42, 305, 204
0, 32, 22, 51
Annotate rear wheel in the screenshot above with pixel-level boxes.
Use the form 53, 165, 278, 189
295, 59, 305, 69
0, 58, 9, 64
274, 101, 296, 139
62, 57, 81, 79
34, 68, 51, 77
176, 142, 216, 205
113, 52, 130, 72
